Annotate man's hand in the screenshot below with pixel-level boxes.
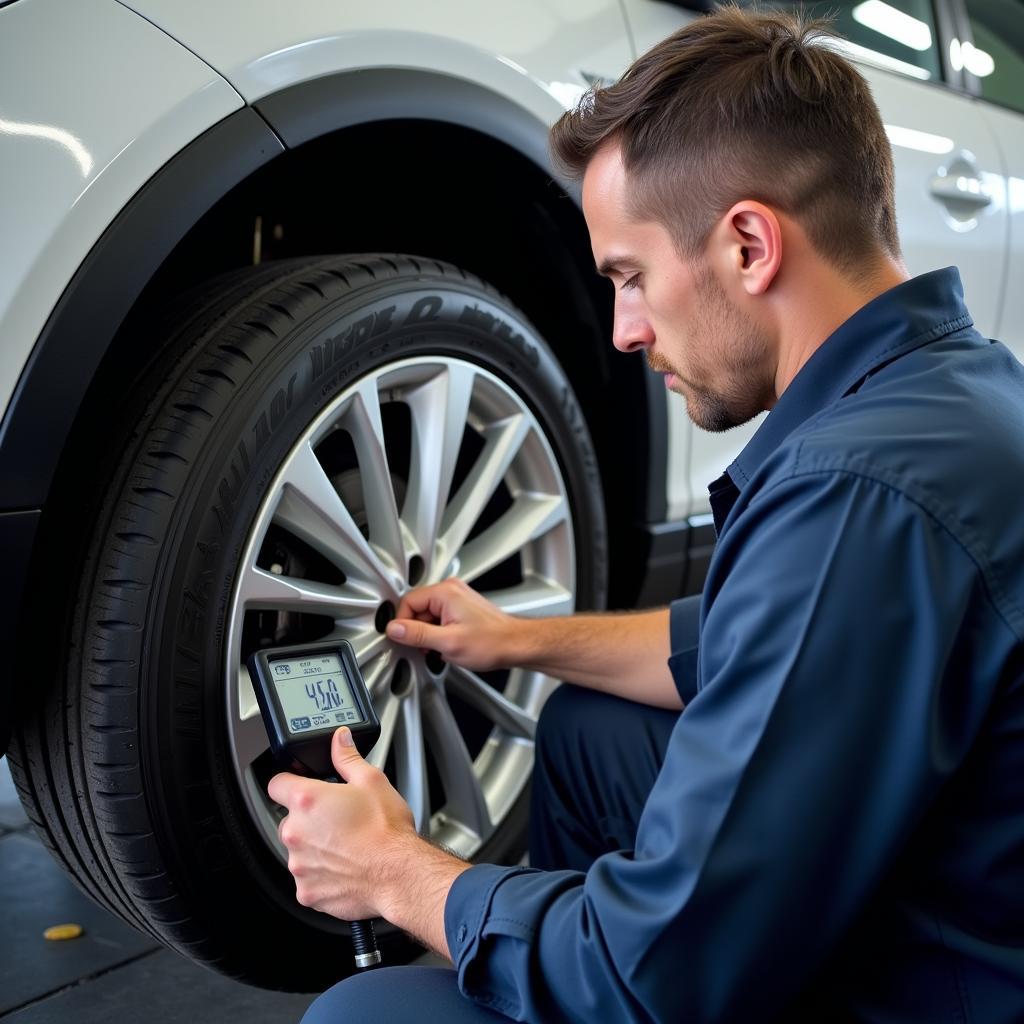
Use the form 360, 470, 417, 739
386, 577, 520, 671
387, 578, 681, 709
268, 726, 471, 957
267, 726, 418, 921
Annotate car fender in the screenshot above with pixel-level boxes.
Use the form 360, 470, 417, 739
0, 0, 242, 433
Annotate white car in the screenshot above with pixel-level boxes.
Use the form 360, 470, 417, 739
1, 0, 1021, 990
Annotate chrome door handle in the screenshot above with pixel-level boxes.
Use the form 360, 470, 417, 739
929, 172, 992, 208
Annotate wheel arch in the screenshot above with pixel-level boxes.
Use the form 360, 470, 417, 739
1, 68, 665, 752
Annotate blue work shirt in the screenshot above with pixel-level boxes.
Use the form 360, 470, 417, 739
444, 267, 1024, 1022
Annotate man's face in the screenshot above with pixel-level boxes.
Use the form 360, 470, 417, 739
582, 144, 774, 431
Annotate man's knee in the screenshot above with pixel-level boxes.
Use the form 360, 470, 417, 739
535, 682, 585, 752
534, 683, 606, 779
301, 972, 374, 1024
536, 683, 651, 768
301, 967, 498, 1024
534, 684, 680, 804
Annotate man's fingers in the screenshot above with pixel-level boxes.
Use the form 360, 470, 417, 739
331, 727, 374, 783
394, 578, 469, 621
268, 771, 302, 808
386, 616, 450, 651
394, 583, 449, 622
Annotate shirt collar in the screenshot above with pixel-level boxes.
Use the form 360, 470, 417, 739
728, 266, 973, 488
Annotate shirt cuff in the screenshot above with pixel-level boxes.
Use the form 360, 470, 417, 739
667, 594, 702, 705
445, 861, 590, 1017
444, 863, 536, 1015
445, 863, 527, 966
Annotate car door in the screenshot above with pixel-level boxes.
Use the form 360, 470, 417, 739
619, 0, 1010, 517
958, 0, 1024, 360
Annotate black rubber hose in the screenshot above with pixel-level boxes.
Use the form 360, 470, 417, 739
350, 919, 382, 971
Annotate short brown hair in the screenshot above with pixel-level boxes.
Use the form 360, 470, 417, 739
551, 5, 901, 276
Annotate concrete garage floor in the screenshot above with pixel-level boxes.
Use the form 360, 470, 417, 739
0, 756, 320, 1023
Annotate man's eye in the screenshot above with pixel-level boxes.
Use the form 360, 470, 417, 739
621, 274, 641, 291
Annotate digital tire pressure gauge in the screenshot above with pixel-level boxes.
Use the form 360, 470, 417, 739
247, 639, 383, 970
248, 639, 381, 772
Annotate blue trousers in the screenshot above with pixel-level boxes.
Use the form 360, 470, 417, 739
301, 685, 680, 1023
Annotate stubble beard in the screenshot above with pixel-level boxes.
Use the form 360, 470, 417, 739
649, 270, 773, 433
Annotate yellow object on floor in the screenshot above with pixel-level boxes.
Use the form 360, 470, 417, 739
43, 923, 83, 941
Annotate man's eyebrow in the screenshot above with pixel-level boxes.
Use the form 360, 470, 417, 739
596, 256, 637, 278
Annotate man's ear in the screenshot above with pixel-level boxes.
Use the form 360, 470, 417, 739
711, 201, 782, 296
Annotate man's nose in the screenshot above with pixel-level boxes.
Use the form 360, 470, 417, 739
612, 307, 655, 354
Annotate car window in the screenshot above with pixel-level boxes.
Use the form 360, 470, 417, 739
741, 1, 942, 81
963, 0, 1024, 114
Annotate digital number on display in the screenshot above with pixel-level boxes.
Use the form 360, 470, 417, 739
269, 654, 364, 735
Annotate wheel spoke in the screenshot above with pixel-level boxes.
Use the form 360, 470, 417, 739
435, 413, 531, 570
273, 442, 398, 593
457, 492, 566, 583
345, 378, 406, 573
423, 685, 493, 841
485, 573, 575, 618
403, 364, 475, 578
235, 707, 271, 771
368, 690, 401, 770
238, 663, 259, 720
361, 648, 396, 696
446, 665, 537, 740
395, 686, 430, 834
238, 565, 379, 619
351, 631, 388, 667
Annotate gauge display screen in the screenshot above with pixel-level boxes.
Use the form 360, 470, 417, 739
268, 652, 366, 735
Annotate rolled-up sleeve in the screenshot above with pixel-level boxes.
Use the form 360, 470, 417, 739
442, 468, 997, 1022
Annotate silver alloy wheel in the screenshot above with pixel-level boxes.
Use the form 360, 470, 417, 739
225, 356, 576, 860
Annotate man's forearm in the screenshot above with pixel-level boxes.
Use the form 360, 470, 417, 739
505, 607, 681, 709
379, 835, 471, 960
388, 582, 683, 709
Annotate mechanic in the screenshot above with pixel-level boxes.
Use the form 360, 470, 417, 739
268, 7, 1024, 1022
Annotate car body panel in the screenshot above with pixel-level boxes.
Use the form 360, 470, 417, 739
0, 108, 284, 512
974, 100, 1024, 352
115, 0, 632, 122
0, 0, 242, 429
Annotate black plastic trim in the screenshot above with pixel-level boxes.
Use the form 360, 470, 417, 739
254, 67, 554, 175
682, 519, 716, 596
633, 514, 718, 608
0, 106, 284, 511
0, 509, 39, 753
945, 0, 988, 100
933, 0, 970, 90
660, 0, 716, 10
633, 520, 690, 608
642, 364, 670, 523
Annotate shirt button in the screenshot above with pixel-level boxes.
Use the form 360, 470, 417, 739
457, 924, 467, 944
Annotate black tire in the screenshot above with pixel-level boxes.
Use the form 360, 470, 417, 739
9, 254, 606, 990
